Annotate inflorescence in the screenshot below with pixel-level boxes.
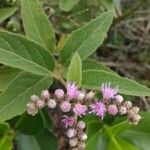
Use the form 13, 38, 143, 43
26, 82, 141, 150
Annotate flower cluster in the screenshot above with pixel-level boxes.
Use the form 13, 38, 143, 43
26, 82, 141, 150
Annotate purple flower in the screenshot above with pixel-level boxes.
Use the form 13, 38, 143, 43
62, 116, 75, 128
73, 103, 87, 117
101, 83, 118, 100
90, 101, 106, 119
67, 83, 78, 99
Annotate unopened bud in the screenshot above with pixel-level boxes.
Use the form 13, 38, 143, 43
31, 95, 39, 102
78, 142, 86, 149
119, 106, 127, 115
67, 128, 77, 138
47, 99, 56, 109
41, 90, 50, 99
128, 110, 135, 119
133, 114, 141, 122
131, 106, 140, 114
60, 101, 71, 112
115, 95, 123, 103
77, 92, 85, 101
77, 121, 86, 129
27, 108, 38, 116
69, 138, 78, 147
26, 102, 36, 110
26, 102, 38, 116
72, 148, 78, 150
123, 101, 132, 109
54, 89, 64, 99
86, 91, 95, 100
36, 100, 45, 109
108, 104, 118, 116
79, 133, 87, 141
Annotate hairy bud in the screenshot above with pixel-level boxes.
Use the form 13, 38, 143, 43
67, 128, 77, 138
36, 100, 45, 109
54, 89, 64, 99
77, 121, 86, 129
47, 99, 56, 109
69, 138, 78, 147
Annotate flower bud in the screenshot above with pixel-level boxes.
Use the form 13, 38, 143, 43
31, 95, 39, 102
115, 95, 123, 103
133, 114, 141, 122
41, 90, 50, 99
108, 104, 118, 116
54, 89, 64, 99
131, 106, 140, 114
86, 91, 95, 100
79, 133, 87, 141
69, 138, 78, 147
27, 108, 38, 116
78, 142, 86, 149
72, 148, 78, 150
47, 99, 56, 109
60, 101, 71, 112
67, 128, 77, 138
119, 106, 127, 115
26, 102, 36, 110
123, 101, 132, 109
26, 102, 38, 116
36, 100, 45, 109
77, 92, 85, 101
77, 121, 86, 129
127, 110, 135, 119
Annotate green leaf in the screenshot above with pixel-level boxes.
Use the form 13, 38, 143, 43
16, 112, 45, 135
82, 70, 150, 96
16, 129, 58, 150
120, 130, 150, 150
67, 53, 82, 85
86, 121, 103, 142
0, 31, 55, 76
21, 0, 55, 51
0, 7, 17, 23
59, 0, 81, 12
0, 71, 53, 122
0, 122, 14, 150
0, 66, 20, 93
86, 121, 137, 150
108, 137, 138, 150
60, 11, 114, 65
86, 130, 107, 150
100, 0, 116, 12
82, 58, 114, 73
119, 112, 150, 150
40, 109, 52, 129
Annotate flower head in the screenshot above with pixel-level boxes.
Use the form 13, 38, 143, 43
73, 103, 87, 117
101, 83, 118, 100
90, 101, 106, 119
62, 116, 75, 128
67, 82, 78, 99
